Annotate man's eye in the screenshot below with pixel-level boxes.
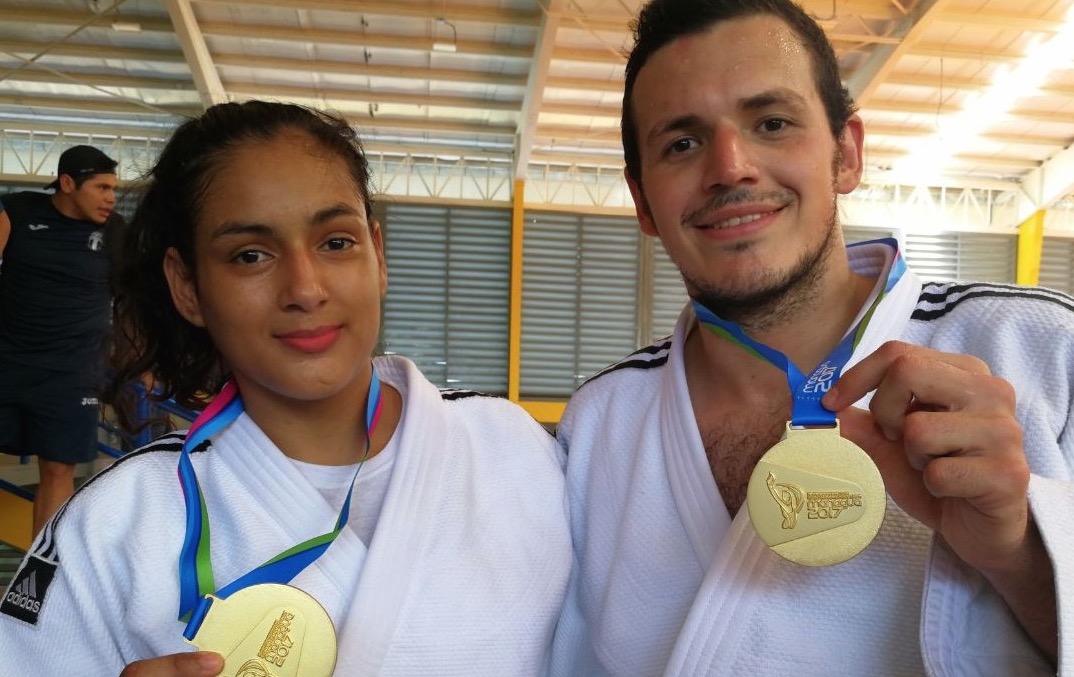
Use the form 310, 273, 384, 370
669, 137, 697, 154
235, 250, 268, 264
761, 119, 787, 133
324, 237, 355, 251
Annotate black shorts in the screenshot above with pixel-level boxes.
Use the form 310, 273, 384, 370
0, 358, 101, 464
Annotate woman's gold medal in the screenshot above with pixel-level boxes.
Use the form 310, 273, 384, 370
185, 583, 337, 677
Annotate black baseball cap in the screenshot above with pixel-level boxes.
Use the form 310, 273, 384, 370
46, 145, 118, 190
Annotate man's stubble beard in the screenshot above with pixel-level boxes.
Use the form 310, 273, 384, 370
683, 194, 842, 334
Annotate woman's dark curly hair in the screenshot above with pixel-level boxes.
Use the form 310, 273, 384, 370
107, 100, 374, 429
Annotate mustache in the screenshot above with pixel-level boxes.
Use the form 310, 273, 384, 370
683, 188, 795, 224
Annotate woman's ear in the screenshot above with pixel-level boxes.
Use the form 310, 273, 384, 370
371, 219, 388, 299
162, 248, 205, 327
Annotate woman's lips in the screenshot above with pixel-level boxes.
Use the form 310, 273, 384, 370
277, 326, 341, 353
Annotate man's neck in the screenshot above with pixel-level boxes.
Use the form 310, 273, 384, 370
688, 249, 879, 396
50, 193, 82, 222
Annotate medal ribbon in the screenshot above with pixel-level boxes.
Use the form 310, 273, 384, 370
176, 367, 384, 639
692, 238, 905, 427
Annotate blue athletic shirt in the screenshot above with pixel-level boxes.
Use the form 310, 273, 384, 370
0, 191, 120, 373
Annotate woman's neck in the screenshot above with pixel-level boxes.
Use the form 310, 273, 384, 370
239, 380, 402, 466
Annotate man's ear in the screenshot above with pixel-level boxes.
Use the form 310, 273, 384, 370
626, 169, 659, 237
58, 174, 76, 194
162, 248, 205, 327
835, 114, 865, 195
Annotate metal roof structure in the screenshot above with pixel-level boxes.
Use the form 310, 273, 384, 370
2, 0, 1074, 228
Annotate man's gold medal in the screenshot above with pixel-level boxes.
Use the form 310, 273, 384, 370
745, 423, 885, 567
185, 583, 337, 677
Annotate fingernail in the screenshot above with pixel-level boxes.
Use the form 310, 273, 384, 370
197, 652, 223, 670
821, 386, 838, 408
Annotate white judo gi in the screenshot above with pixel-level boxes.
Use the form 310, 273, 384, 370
551, 240, 1073, 676
0, 355, 571, 675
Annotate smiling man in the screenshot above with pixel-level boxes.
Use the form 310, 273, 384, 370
551, 1, 1070, 675
0, 144, 121, 535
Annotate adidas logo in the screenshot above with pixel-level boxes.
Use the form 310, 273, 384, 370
1, 555, 55, 624
5, 571, 40, 614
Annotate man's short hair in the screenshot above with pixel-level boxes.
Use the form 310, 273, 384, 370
621, 0, 857, 185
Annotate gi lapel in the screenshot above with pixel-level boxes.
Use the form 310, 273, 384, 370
213, 415, 368, 625
334, 357, 451, 671
662, 305, 732, 569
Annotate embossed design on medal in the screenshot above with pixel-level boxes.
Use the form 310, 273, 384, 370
767, 472, 868, 532
746, 424, 886, 567
258, 610, 297, 670
766, 472, 804, 529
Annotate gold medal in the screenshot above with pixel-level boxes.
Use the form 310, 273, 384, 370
745, 423, 885, 567
185, 583, 337, 677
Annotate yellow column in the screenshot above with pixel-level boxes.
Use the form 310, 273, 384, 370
1017, 210, 1045, 286
508, 179, 524, 403
508, 181, 567, 424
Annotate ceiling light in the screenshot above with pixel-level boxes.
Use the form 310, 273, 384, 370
111, 20, 143, 32
432, 17, 457, 53
895, 7, 1074, 182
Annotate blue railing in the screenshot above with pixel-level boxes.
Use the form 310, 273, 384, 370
97, 386, 200, 458
4, 388, 202, 503
0, 478, 33, 501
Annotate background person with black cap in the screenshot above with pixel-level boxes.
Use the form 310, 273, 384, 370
0, 144, 122, 536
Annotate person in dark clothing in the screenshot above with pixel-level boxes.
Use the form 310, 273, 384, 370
0, 144, 121, 535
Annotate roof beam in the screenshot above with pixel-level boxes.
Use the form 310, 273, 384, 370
191, 0, 541, 26
361, 140, 513, 159
846, 0, 946, 106
865, 99, 1074, 125
547, 0, 909, 35
165, 0, 226, 107
863, 149, 1040, 171
0, 39, 185, 64
1015, 144, 1074, 224
908, 44, 1022, 64
545, 74, 622, 94
514, 1, 563, 179
537, 124, 620, 143
3, 69, 195, 92
228, 82, 519, 112
0, 5, 174, 33
0, 119, 175, 139
0, 92, 196, 117
346, 113, 515, 137
933, 10, 1065, 33
198, 21, 532, 59
212, 53, 527, 88
540, 101, 618, 119
866, 124, 1071, 149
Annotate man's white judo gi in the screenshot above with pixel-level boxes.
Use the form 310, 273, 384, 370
552, 240, 1073, 676
0, 355, 571, 675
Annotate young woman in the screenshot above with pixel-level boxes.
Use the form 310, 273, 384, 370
0, 101, 571, 676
